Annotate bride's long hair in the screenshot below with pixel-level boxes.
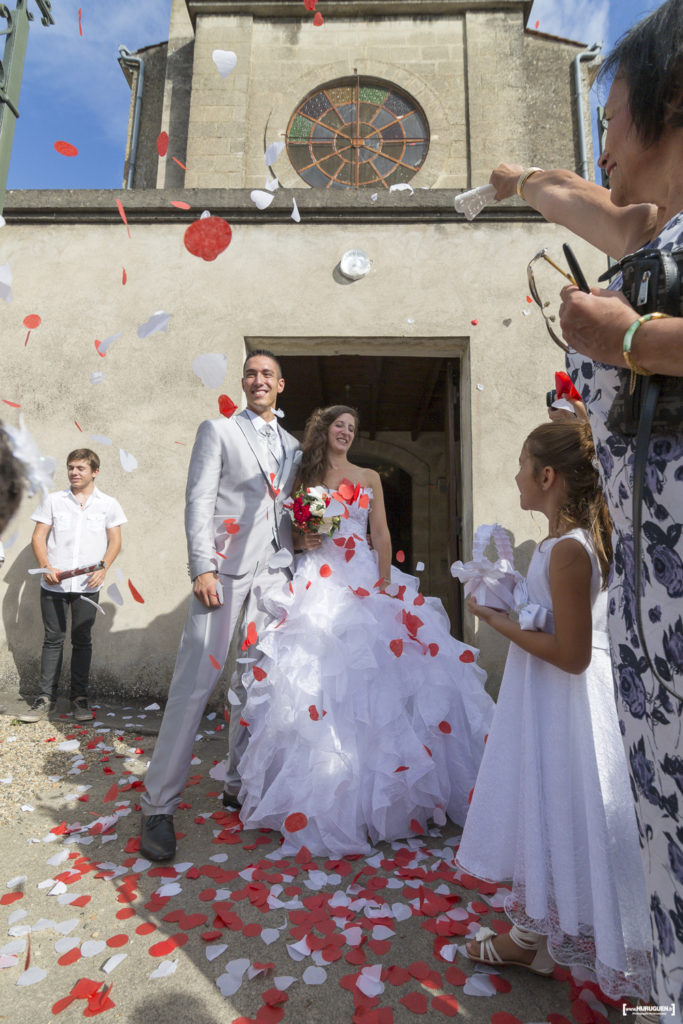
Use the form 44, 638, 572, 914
296, 405, 359, 488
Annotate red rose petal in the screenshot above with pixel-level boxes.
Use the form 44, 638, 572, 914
54, 140, 78, 157
284, 812, 308, 833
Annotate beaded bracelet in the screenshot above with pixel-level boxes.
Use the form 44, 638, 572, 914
516, 167, 543, 200
622, 311, 670, 393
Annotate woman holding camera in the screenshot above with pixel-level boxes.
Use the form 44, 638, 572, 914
489, 0, 683, 1013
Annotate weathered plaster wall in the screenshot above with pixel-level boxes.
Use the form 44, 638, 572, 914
0, 196, 606, 698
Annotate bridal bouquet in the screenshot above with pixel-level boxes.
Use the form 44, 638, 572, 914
288, 486, 341, 536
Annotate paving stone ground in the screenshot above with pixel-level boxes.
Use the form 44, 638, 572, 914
0, 695, 634, 1024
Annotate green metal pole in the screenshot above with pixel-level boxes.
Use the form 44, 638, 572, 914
0, 2, 31, 216
0, 1, 54, 216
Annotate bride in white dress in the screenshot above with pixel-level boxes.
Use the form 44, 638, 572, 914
236, 405, 494, 857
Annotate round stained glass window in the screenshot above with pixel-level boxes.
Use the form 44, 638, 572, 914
286, 77, 429, 189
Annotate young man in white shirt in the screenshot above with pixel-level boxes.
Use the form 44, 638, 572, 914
19, 448, 126, 723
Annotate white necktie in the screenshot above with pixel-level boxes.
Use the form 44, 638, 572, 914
264, 423, 280, 473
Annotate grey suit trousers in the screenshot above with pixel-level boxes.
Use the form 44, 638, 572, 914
141, 549, 287, 816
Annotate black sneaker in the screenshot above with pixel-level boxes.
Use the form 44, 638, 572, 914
71, 697, 94, 722
222, 790, 242, 810
18, 696, 56, 723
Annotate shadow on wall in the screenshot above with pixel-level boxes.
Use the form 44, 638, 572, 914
0, 544, 190, 701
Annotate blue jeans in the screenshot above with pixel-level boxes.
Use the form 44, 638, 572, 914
38, 589, 99, 701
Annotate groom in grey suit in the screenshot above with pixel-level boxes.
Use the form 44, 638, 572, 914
140, 350, 301, 860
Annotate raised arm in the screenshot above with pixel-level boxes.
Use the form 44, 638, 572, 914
490, 164, 657, 260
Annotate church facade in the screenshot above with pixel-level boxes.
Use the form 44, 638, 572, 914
1, 0, 604, 695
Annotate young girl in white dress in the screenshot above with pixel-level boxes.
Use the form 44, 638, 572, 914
236, 405, 494, 857
457, 421, 651, 1001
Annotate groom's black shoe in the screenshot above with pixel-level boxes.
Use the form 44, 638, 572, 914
140, 814, 176, 860
222, 790, 241, 811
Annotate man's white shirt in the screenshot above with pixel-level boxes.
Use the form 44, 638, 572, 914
245, 408, 283, 463
31, 487, 127, 593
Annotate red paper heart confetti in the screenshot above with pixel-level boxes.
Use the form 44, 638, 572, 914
224, 518, 240, 535
171, 200, 191, 210
242, 621, 258, 649
218, 394, 237, 418
128, 579, 144, 603
148, 934, 188, 957
389, 639, 403, 658
54, 140, 78, 157
284, 812, 308, 833
319, 564, 332, 578
156, 131, 169, 157
184, 216, 232, 262
459, 649, 475, 663
431, 993, 459, 1017
438, 721, 452, 734
78, 7, 83, 34
253, 665, 267, 681
400, 991, 428, 1013
313, 10, 324, 25
396, 550, 405, 563
116, 198, 131, 238
209, 655, 221, 671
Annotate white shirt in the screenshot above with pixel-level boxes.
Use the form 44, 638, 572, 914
246, 408, 283, 463
31, 486, 127, 593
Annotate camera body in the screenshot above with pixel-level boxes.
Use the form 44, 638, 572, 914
545, 389, 557, 408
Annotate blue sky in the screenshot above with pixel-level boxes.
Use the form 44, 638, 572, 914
6, 0, 664, 190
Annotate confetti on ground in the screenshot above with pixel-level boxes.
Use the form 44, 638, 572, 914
156, 131, 169, 157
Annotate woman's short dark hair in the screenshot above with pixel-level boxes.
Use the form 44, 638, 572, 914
600, 0, 683, 146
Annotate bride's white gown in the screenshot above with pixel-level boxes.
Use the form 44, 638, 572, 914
237, 487, 494, 856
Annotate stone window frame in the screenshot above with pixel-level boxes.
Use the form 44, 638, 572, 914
262, 61, 456, 190
286, 75, 429, 190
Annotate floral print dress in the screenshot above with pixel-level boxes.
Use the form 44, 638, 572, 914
567, 212, 683, 1018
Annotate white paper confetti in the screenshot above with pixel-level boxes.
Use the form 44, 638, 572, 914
90, 434, 112, 446
0, 263, 13, 303
16, 966, 47, 986
357, 963, 384, 997
212, 49, 237, 78
302, 965, 327, 986
150, 959, 178, 979
80, 594, 105, 615
389, 182, 414, 195
192, 352, 227, 389
265, 177, 279, 192
291, 198, 301, 223
250, 190, 275, 210
119, 448, 138, 472
264, 141, 285, 166
89, 372, 107, 385
268, 547, 293, 570
80, 939, 107, 957
137, 311, 171, 339
106, 583, 124, 606
205, 943, 227, 962
96, 332, 121, 356
463, 973, 497, 996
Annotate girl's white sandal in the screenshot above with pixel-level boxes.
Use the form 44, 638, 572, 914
466, 925, 555, 976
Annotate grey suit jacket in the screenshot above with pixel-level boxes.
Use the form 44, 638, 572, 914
184, 410, 301, 579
